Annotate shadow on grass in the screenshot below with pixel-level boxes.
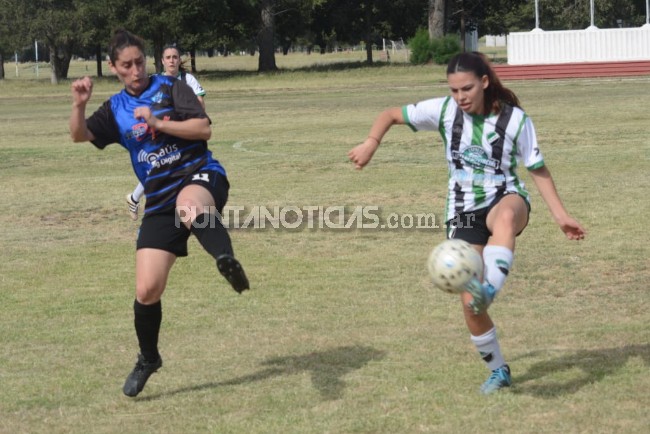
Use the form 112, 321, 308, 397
197, 61, 403, 81
510, 344, 650, 398
139, 344, 385, 401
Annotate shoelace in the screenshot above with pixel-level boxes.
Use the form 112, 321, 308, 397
487, 368, 508, 384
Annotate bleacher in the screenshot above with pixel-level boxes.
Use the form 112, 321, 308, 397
492, 60, 650, 80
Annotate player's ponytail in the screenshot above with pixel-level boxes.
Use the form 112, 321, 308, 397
446, 52, 521, 115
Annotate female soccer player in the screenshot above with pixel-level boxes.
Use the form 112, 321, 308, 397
69, 29, 249, 397
348, 52, 586, 394
126, 45, 207, 220
162, 45, 206, 109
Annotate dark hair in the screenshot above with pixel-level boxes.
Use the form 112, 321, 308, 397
162, 44, 187, 74
108, 29, 146, 64
446, 52, 521, 114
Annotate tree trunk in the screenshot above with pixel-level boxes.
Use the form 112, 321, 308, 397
153, 39, 163, 74
281, 39, 291, 55
50, 45, 60, 85
257, 0, 277, 72
364, 3, 373, 64
49, 43, 72, 84
151, 29, 165, 73
189, 48, 197, 73
428, 0, 445, 39
95, 44, 103, 77
0, 53, 4, 80
459, 5, 466, 52
365, 40, 373, 64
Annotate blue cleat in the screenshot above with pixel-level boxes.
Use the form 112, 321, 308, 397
464, 278, 496, 315
480, 364, 512, 395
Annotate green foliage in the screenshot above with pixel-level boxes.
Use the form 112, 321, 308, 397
407, 28, 432, 64
408, 29, 460, 65
430, 34, 460, 65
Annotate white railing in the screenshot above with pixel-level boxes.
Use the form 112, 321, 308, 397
507, 26, 650, 65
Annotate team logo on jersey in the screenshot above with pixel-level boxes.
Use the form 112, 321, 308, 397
129, 122, 149, 141
137, 144, 180, 168
452, 146, 500, 170
151, 91, 165, 104
487, 132, 500, 145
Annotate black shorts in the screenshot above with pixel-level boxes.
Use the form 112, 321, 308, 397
137, 170, 229, 257
445, 193, 530, 246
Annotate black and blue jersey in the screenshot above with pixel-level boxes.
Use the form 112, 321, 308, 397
86, 74, 226, 214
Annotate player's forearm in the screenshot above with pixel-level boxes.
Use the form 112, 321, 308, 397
530, 166, 570, 223
367, 107, 404, 144
154, 117, 211, 141
69, 104, 92, 142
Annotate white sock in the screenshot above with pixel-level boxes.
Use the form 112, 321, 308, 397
482, 245, 513, 293
471, 326, 506, 371
131, 182, 145, 203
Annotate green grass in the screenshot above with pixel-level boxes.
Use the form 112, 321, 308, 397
1, 53, 649, 433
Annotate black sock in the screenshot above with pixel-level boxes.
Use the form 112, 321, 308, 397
190, 212, 234, 260
133, 300, 162, 362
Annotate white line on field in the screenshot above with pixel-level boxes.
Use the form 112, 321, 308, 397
232, 140, 273, 155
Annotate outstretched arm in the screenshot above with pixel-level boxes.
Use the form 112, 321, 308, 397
529, 165, 586, 240
348, 107, 404, 170
69, 77, 96, 142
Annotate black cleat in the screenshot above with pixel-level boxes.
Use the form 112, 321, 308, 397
217, 254, 250, 293
122, 354, 162, 397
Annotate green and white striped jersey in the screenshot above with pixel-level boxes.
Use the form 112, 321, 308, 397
403, 96, 545, 222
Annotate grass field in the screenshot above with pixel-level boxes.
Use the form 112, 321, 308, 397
1, 51, 649, 433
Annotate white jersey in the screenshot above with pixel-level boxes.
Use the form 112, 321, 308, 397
403, 96, 545, 221
178, 72, 206, 97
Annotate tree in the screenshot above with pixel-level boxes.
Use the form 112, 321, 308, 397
275, 1, 321, 55
481, 0, 533, 34
112, 0, 180, 73
40, 1, 86, 84
477, 0, 647, 35
313, 0, 380, 63
9, 0, 84, 84
219, 0, 258, 56
74, 0, 114, 78
1, 0, 108, 83
257, 0, 278, 71
0, 0, 29, 79
534, 0, 646, 30
173, 0, 232, 73
240, 0, 325, 72
428, 0, 445, 39
311, 0, 426, 63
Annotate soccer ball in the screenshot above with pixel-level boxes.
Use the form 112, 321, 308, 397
427, 239, 483, 294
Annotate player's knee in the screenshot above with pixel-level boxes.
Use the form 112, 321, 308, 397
492, 208, 525, 237
498, 206, 518, 226
135, 282, 164, 304
176, 197, 201, 215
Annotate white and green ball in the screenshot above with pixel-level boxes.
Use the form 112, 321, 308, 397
427, 239, 484, 294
